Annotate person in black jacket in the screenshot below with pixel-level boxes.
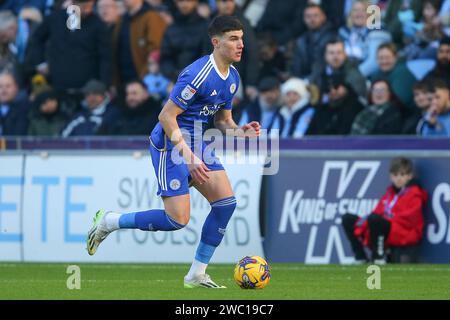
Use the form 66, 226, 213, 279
25, 0, 112, 91
306, 74, 364, 136
62, 79, 119, 137
28, 88, 68, 137
255, 0, 307, 46
0, 72, 29, 136
237, 77, 281, 136
160, 0, 209, 80
291, 3, 337, 78
100, 79, 160, 135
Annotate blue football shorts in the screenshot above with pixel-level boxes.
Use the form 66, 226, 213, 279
149, 136, 224, 197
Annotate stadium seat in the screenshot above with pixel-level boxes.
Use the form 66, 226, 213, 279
406, 59, 436, 80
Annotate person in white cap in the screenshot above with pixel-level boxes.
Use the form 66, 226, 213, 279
278, 77, 315, 138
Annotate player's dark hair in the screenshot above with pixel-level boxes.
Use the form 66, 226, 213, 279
208, 15, 243, 38
390, 157, 414, 175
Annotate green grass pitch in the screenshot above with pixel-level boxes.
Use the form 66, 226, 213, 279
1, 263, 450, 300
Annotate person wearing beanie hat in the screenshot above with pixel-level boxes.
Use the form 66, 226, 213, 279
28, 89, 68, 136
424, 36, 450, 87
238, 76, 282, 136
277, 77, 315, 138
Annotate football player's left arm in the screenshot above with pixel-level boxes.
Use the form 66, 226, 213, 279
214, 109, 261, 138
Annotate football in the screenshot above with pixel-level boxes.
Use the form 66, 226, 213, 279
234, 255, 271, 289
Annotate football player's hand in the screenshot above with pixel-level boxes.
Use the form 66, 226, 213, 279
188, 157, 210, 185
241, 121, 261, 137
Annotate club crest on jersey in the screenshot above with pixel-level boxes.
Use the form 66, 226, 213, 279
170, 179, 181, 191
230, 83, 236, 94
181, 85, 196, 100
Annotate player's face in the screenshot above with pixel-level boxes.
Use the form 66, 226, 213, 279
216, 30, 244, 63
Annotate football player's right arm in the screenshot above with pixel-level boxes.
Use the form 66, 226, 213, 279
158, 100, 210, 184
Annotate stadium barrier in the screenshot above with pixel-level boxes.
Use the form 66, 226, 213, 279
0, 151, 264, 263
264, 138, 450, 264
1, 137, 450, 263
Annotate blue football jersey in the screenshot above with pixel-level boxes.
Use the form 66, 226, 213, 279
150, 54, 240, 150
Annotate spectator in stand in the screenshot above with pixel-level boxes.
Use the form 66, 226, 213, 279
238, 76, 281, 137
425, 36, 450, 87
97, 0, 124, 29
254, 0, 306, 47
342, 157, 428, 264
28, 88, 68, 136
143, 50, 170, 103
320, 0, 353, 30
26, 0, 112, 91
370, 43, 417, 107
338, 0, 392, 77
351, 80, 404, 135
100, 79, 160, 135
384, 0, 423, 48
278, 77, 315, 139
420, 79, 450, 136
291, 3, 337, 78
16, 6, 43, 64
145, 0, 174, 26
0, 72, 29, 136
257, 33, 288, 83
306, 74, 363, 136
208, 0, 259, 101
25, 0, 59, 16
402, 80, 433, 134
400, 0, 444, 60
0, 11, 20, 77
439, 0, 450, 36
112, 0, 167, 87
62, 79, 119, 137
309, 39, 367, 105
0, 0, 24, 14
160, 0, 208, 80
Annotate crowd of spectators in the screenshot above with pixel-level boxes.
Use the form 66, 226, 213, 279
0, 0, 450, 138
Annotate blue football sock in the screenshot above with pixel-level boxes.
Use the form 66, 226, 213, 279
195, 196, 237, 264
119, 209, 186, 231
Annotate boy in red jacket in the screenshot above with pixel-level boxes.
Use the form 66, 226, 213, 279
342, 157, 428, 264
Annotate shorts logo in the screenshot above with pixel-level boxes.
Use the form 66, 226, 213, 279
230, 83, 236, 94
218, 228, 226, 235
181, 85, 196, 100
170, 179, 181, 191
